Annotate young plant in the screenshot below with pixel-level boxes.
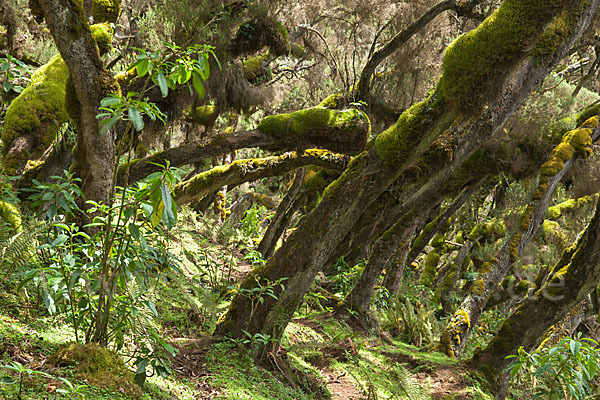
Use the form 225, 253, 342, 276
506, 334, 600, 400
0, 361, 50, 400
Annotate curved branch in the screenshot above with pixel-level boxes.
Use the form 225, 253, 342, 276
173, 150, 348, 205
355, 0, 484, 102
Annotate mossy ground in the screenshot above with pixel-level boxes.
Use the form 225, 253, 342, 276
0, 205, 499, 400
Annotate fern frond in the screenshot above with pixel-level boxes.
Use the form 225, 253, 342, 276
0, 221, 48, 272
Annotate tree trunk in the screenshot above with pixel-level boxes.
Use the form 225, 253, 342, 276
258, 169, 306, 259
470, 198, 600, 394
39, 0, 117, 208
214, 0, 596, 356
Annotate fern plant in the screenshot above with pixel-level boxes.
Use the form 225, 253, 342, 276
0, 221, 45, 273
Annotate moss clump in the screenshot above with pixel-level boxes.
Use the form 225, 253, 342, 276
374, 98, 431, 163
243, 52, 270, 81
91, 0, 121, 23
546, 194, 598, 220
90, 23, 113, 55
1, 54, 69, 174
516, 279, 535, 294
431, 233, 445, 249
232, 17, 290, 57
437, 0, 565, 106
540, 125, 593, 176
257, 108, 370, 142
0, 200, 21, 232
318, 93, 346, 110
468, 219, 506, 240
50, 343, 141, 398
471, 279, 485, 296
192, 104, 219, 127
419, 250, 441, 286
533, 1, 588, 57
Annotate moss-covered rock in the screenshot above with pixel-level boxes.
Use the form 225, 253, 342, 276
50, 343, 141, 398
91, 0, 121, 24
1, 54, 69, 174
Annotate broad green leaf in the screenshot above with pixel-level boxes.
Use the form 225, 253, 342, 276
42, 288, 56, 315
136, 59, 150, 77
128, 107, 144, 132
100, 96, 122, 107
155, 70, 169, 97
571, 340, 581, 356
160, 183, 176, 229
151, 201, 164, 228
144, 300, 159, 317
129, 222, 141, 241
192, 73, 205, 99
99, 114, 120, 135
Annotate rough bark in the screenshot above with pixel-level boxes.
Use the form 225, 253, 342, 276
381, 227, 414, 296
438, 115, 600, 358
173, 151, 348, 205
470, 198, 600, 394
214, 0, 597, 355
39, 0, 117, 207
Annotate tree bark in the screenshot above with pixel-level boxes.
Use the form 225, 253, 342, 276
258, 169, 306, 259
121, 108, 369, 184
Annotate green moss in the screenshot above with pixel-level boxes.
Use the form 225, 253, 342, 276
318, 93, 345, 109
257, 107, 370, 141
193, 104, 219, 127
232, 17, 290, 57
533, 1, 588, 57
322, 152, 367, 200
412, 219, 438, 251
431, 233, 445, 249
509, 233, 522, 262
90, 23, 113, 55
91, 0, 121, 23
575, 103, 600, 126
1, 54, 69, 174
540, 125, 593, 176
243, 52, 270, 80
516, 279, 535, 294
501, 275, 516, 290
49, 343, 141, 398
437, 0, 565, 106
290, 43, 306, 58
546, 194, 598, 220
419, 250, 441, 286
374, 98, 431, 163
468, 219, 506, 240
471, 279, 485, 296
0, 200, 21, 232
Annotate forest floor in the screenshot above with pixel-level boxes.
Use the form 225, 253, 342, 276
0, 208, 496, 399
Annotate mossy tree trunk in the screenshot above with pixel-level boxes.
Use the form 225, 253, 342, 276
38, 0, 117, 209
214, 0, 598, 356
437, 115, 599, 358
471, 198, 600, 395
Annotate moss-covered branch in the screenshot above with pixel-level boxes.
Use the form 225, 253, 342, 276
120, 108, 369, 184
173, 150, 348, 205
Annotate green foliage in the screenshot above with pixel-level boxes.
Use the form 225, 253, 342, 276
22, 170, 82, 221
506, 334, 600, 399
331, 257, 365, 298
239, 204, 266, 238
0, 55, 30, 98
0, 361, 50, 400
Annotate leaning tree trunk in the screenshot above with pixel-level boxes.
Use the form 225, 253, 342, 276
437, 114, 600, 358
215, 0, 598, 356
470, 197, 600, 397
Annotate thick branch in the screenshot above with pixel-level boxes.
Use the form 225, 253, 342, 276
173, 151, 348, 205
121, 107, 369, 184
